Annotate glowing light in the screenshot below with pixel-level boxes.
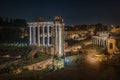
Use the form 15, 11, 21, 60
86, 53, 107, 65
65, 58, 69, 63
86, 53, 99, 64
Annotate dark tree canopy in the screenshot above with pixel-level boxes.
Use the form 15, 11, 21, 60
0, 28, 22, 42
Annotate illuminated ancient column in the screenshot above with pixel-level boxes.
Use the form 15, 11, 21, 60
33, 26, 36, 45
47, 25, 50, 46
42, 26, 45, 46
59, 26, 62, 57
29, 26, 32, 45
54, 23, 64, 58
55, 26, 58, 55
52, 16, 65, 69
38, 26, 40, 46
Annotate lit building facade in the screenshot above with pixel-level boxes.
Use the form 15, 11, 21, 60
107, 32, 120, 55
28, 16, 64, 58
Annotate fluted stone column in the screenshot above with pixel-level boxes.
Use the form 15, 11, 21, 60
38, 26, 40, 46
33, 26, 36, 45
47, 25, 50, 46
59, 26, 62, 57
55, 26, 58, 56
29, 26, 32, 45
42, 26, 45, 46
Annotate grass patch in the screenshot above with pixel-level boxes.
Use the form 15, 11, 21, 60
22, 52, 51, 66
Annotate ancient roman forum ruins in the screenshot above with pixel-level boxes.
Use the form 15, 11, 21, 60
28, 16, 64, 58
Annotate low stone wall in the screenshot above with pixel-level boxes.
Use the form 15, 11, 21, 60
0, 59, 22, 69
23, 58, 53, 70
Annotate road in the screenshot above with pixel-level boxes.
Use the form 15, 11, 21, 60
40, 61, 120, 80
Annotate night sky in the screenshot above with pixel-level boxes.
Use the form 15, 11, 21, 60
0, 0, 120, 25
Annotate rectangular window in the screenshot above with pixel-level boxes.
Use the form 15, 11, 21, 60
109, 43, 113, 49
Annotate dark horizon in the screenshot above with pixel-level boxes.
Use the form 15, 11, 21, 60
0, 0, 120, 25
